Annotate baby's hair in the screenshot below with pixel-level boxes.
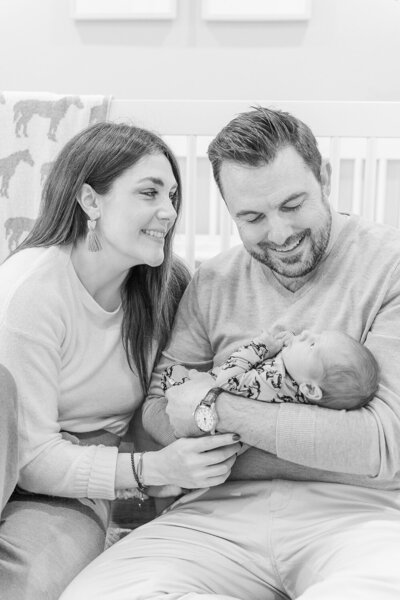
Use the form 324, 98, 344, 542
319, 332, 379, 409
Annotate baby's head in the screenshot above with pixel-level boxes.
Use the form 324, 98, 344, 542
281, 330, 379, 410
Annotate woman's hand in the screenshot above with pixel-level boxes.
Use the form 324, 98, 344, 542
143, 434, 241, 489
166, 370, 216, 437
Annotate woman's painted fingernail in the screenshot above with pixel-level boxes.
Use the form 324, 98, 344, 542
232, 434, 241, 441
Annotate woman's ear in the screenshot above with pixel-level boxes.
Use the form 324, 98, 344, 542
299, 382, 323, 402
76, 183, 100, 220
320, 159, 331, 200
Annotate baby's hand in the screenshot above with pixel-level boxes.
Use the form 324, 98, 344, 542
275, 330, 295, 347
254, 330, 284, 356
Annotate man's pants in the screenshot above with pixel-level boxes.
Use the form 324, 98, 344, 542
62, 479, 400, 600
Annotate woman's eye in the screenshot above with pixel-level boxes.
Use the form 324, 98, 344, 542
141, 189, 158, 198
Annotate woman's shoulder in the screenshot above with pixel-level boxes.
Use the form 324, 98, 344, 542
0, 246, 71, 337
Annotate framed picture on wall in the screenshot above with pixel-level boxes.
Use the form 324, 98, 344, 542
72, 0, 177, 20
202, 0, 311, 21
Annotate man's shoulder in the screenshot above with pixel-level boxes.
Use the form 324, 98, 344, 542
350, 215, 400, 243
348, 215, 400, 259
195, 244, 250, 281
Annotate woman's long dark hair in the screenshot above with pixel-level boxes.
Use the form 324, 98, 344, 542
16, 122, 191, 392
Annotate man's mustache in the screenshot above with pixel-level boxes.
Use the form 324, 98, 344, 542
258, 230, 310, 251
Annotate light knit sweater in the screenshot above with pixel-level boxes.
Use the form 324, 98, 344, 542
0, 245, 142, 500
144, 215, 400, 490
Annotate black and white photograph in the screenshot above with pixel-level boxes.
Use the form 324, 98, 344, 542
1, 1, 400, 598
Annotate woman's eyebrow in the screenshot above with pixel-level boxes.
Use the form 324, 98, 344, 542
136, 177, 164, 186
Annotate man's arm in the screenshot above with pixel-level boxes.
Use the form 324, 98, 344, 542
144, 258, 400, 482
166, 265, 400, 480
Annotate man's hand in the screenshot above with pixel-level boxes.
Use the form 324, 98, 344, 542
165, 370, 215, 438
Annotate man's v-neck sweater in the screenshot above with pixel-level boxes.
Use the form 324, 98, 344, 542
145, 215, 400, 490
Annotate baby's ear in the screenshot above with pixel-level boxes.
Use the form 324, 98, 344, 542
299, 382, 323, 401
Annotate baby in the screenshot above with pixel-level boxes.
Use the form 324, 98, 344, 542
162, 330, 379, 411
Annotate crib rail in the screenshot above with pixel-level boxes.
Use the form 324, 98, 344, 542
110, 101, 400, 268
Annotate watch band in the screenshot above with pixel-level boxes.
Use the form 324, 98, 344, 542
201, 387, 224, 407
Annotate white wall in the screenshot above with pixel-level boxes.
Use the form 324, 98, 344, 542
0, 0, 399, 100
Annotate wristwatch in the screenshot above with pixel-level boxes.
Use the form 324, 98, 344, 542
194, 387, 224, 435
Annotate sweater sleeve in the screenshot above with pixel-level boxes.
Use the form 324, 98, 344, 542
275, 263, 400, 479
0, 314, 118, 500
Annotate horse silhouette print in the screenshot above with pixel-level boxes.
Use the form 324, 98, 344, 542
89, 98, 109, 125
4, 216, 36, 252
13, 96, 84, 141
0, 150, 34, 198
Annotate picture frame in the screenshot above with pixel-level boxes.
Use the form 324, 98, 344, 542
202, 0, 311, 22
72, 0, 177, 21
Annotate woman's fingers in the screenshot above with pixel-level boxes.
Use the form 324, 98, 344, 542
204, 454, 237, 479
191, 433, 240, 452
150, 434, 241, 489
202, 442, 242, 465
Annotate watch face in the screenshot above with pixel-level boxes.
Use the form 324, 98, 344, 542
195, 405, 216, 432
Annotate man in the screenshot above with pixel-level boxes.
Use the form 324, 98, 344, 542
62, 107, 400, 599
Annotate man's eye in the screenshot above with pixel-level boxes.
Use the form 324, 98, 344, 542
282, 204, 301, 212
247, 214, 264, 223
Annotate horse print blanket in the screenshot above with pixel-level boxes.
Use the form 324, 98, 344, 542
0, 91, 111, 261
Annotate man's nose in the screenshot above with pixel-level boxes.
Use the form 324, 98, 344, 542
266, 216, 293, 247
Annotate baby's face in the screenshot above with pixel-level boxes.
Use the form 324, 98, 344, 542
281, 330, 340, 384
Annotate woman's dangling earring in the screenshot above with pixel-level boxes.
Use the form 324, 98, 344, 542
87, 217, 102, 252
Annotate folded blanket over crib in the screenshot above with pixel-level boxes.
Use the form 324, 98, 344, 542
0, 91, 112, 262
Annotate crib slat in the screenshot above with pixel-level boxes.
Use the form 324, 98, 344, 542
351, 158, 363, 215
376, 158, 387, 224
363, 138, 378, 221
329, 138, 340, 210
184, 136, 197, 269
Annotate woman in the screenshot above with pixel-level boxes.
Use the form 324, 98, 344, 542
0, 122, 240, 600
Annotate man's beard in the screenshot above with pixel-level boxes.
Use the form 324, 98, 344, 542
248, 205, 332, 279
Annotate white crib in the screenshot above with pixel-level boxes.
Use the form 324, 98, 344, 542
109, 100, 400, 269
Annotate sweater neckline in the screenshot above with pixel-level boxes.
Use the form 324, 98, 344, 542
59, 245, 122, 318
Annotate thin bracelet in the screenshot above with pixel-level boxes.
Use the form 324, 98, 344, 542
130, 449, 147, 495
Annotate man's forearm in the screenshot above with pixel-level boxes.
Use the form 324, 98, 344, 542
216, 391, 279, 455
142, 396, 177, 447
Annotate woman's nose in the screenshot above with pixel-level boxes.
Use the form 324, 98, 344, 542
158, 198, 177, 224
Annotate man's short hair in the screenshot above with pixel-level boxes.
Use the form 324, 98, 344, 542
207, 106, 322, 195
